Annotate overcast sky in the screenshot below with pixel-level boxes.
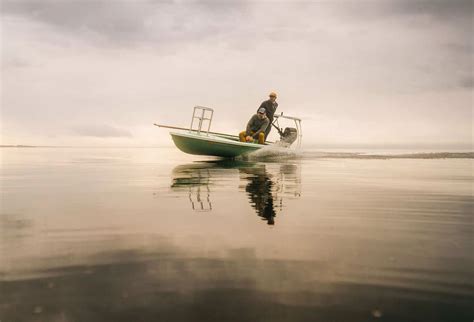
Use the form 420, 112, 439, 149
1, 0, 472, 148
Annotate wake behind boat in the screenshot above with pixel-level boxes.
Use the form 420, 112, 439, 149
155, 106, 302, 158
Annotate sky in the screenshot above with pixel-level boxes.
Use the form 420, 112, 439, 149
1, 0, 472, 148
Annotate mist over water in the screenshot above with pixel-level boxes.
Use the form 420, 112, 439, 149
1, 147, 473, 322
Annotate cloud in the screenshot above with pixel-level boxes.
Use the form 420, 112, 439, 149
72, 124, 132, 138
1, 0, 472, 146
458, 76, 474, 89
335, 0, 472, 25
2, 55, 30, 69
386, 0, 473, 20
1, 0, 250, 48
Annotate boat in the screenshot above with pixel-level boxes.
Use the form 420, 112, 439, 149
155, 106, 302, 158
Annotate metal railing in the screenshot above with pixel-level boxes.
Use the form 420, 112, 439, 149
190, 106, 213, 135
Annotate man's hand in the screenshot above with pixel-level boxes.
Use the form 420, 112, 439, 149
245, 136, 253, 142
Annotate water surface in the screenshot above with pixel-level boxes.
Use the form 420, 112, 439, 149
1, 147, 472, 321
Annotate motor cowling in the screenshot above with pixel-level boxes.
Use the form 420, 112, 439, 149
280, 127, 298, 145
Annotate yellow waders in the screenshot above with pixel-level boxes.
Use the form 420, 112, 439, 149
239, 131, 265, 144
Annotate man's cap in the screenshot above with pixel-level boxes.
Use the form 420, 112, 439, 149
258, 108, 266, 114
269, 92, 277, 98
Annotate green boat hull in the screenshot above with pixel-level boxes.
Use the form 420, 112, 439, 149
170, 132, 263, 158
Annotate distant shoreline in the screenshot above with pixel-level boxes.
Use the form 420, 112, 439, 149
1, 145, 472, 159
304, 152, 474, 159
0, 145, 37, 148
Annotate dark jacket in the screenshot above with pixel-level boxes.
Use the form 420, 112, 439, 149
246, 114, 269, 138
258, 100, 278, 121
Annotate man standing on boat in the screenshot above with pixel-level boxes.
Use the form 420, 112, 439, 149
258, 92, 278, 140
239, 108, 269, 144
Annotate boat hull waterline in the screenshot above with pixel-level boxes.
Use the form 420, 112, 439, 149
170, 131, 264, 157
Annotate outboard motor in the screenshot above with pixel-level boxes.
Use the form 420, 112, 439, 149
280, 127, 298, 145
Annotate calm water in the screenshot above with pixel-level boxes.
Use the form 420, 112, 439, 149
1, 147, 473, 322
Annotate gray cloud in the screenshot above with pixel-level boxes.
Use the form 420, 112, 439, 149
2, 55, 30, 69
336, 0, 472, 24
459, 75, 474, 89
385, 0, 473, 20
73, 124, 132, 138
334, 1, 473, 91
3, 1, 471, 44
1, 0, 250, 47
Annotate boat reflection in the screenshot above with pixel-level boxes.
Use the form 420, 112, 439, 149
170, 161, 301, 224
171, 160, 248, 212
171, 163, 213, 212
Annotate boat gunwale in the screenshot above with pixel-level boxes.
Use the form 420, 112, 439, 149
169, 131, 268, 149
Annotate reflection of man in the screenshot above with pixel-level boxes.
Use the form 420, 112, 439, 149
257, 92, 278, 140
239, 108, 269, 145
241, 166, 276, 225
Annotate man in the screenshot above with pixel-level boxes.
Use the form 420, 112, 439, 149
239, 108, 269, 144
257, 92, 278, 139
